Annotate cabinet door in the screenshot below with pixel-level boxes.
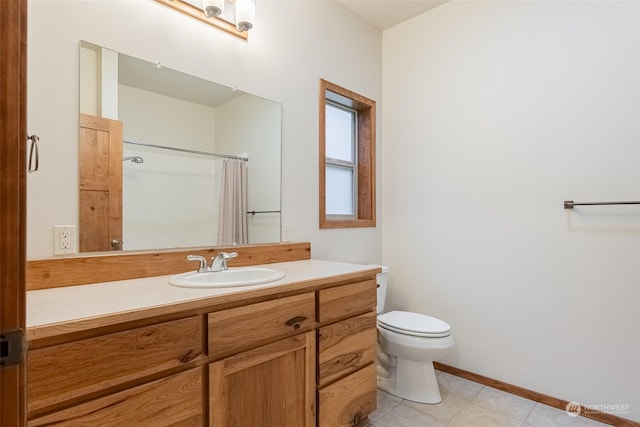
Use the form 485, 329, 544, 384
210, 332, 315, 427
29, 368, 204, 426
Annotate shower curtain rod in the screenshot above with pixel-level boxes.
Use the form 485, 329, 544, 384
124, 140, 248, 161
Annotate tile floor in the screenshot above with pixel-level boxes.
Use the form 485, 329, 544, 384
361, 371, 613, 427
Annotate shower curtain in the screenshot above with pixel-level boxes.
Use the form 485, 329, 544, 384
217, 159, 248, 245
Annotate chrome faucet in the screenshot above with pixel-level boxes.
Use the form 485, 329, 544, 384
186, 255, 208, 273
210, 252, 238, 272
187, 252, 238, 272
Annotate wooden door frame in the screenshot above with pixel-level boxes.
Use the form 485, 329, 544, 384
0, 0, 28, 426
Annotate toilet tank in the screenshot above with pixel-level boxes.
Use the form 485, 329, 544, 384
376, 265, 389, 314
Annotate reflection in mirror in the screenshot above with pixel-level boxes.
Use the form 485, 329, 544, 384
79, 41, 281, 252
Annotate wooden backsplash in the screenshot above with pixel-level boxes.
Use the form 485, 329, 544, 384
26, 242, 311, 291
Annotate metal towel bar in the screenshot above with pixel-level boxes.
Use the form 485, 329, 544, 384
564, 200, 640, 209
247, 210, 281, 215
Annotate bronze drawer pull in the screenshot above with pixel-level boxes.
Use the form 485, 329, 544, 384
285, 316, 307, 330
178, 349, 199, 364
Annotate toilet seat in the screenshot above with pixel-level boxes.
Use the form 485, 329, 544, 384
378, 311, 451, 338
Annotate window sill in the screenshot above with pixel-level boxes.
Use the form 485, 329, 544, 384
319, 219, 376, 229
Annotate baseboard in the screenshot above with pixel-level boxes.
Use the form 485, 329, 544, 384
433, 362, 639, 427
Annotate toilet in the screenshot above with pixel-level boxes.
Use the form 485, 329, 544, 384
376, 266, 454, 404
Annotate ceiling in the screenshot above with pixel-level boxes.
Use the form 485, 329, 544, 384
337, 0, 449, 30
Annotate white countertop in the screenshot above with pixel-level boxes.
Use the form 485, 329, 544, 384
27, 259, 379, 330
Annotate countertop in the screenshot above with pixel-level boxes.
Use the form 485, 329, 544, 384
27, 259, 380, 341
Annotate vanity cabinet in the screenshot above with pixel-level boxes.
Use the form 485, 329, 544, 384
26, 267, 379, 427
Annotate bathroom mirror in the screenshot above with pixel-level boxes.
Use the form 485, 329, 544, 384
79, 41, 281, 252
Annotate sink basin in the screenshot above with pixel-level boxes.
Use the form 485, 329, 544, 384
169, 267, 285, 288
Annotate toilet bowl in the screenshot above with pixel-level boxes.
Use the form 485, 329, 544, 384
376, 266, 454, 404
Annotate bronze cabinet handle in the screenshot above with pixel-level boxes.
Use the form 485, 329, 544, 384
285, 316, 307, 330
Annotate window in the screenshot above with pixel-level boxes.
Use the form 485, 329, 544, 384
319, 79, 376, 228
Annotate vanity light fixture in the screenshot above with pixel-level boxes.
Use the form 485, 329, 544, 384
202, 0, 224, 17
234, 0, 255, 32
203, 0, 256, 32
155, 0, 255, 40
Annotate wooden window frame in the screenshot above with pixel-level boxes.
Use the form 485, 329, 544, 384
319, 79, 376, 229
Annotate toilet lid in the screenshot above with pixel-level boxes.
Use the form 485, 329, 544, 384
378, 311, 451, 338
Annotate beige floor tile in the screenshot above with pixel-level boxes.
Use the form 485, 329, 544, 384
436, 372, 484, 402
448, 403, 524, 427
471, 386, 536, 421
372, 403, 447, 427
371, 381, 617, 427
368, 389, 403, 422
402, 390, 468, 422
525, 403, 605, 427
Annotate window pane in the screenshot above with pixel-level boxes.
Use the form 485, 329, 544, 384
325, 166, 354, 215
325, 104, 354, 162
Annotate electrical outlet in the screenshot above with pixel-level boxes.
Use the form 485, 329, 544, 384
53, 225, 75, 255
60, 231, 71, 249
281, 223, 291, 242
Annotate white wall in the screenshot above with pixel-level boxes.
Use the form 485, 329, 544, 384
27, 0, 382, 263
382, 1, 640, 421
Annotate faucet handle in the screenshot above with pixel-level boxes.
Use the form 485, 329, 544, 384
187, 255, 208, 273
210, 252, 238, 271
221, 252, 238, 269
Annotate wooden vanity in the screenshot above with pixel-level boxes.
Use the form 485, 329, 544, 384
26, 246, 379, 427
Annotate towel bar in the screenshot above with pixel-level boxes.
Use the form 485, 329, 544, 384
564, 200, 640, 209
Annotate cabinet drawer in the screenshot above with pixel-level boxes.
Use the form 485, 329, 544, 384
317, 279, 376, 323
27, 316, 203, 415
318, 311, 377, 387
208, 292, 315, 359
29, 367, 204, 426
318, 363, 377, 427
